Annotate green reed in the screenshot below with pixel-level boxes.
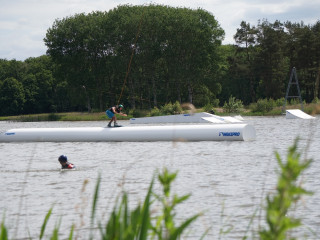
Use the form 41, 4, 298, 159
0, 219, 8, 240
39, 207, 53, 240
152, 168, 200, 239
97, 168, 199, 240
259, 138, 313, 240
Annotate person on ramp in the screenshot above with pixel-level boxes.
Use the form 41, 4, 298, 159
58, 155, 75, 169
106, 104, 127, 127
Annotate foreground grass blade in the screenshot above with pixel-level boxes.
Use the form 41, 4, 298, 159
68, 224, 74, 240
138, 178, 154, 240
40, 207, 53, 240
90, 173, 101, 240
0, 220, 8, 240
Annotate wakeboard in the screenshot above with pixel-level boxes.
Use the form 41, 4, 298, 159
106, 125, 123, 128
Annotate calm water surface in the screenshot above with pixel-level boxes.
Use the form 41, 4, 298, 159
0, 116, 319, 239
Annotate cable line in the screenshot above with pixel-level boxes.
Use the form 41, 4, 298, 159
117, 8, 145, 105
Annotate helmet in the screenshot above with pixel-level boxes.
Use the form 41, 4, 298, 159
118, 104, 124, 108
58, 155, 67, 162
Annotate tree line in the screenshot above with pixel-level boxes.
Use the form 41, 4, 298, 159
223, 19, 320, 105
0, 4, 319, 116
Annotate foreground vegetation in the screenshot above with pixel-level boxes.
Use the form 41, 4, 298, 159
0, 139, 315, 239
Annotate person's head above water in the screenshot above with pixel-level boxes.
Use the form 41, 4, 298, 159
58, 155, 75, 169
58, 155, 68, 163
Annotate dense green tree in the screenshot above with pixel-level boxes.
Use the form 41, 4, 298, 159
0, 56, 63, 116
312, 21, 320, 99
22, 73, 39, 113
285, 21, 320, 101
0, 59, 26, 82
44, 5, 224, 110
1, 8, 320, 116
226, 19, 320, 103
24, 56, 57, 113
255, 20, 289, 99
0, 77, 25, 115
233, 21, 258, 103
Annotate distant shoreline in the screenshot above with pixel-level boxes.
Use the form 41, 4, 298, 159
0, 104, 318, 122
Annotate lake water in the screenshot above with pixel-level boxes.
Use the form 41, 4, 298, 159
0, 116, 319, 239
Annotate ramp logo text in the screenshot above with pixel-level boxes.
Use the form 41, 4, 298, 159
219, 132, 240, 137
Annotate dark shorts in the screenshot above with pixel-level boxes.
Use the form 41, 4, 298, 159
106, 110, 114, 118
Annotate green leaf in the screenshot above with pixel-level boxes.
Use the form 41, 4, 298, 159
0, 221, 8, 240
40, 207, 53, 240
170, 214, 200, 240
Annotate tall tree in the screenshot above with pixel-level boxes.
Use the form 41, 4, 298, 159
44, 5, 224, 110
234, 21, 258, 102
312, 21, 320, 100
255, 20, 289, 99
0, 77, 25, 116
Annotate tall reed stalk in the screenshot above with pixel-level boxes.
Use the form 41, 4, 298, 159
259, 138, 313, 240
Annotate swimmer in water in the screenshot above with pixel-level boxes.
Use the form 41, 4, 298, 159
58, 155, 75, 169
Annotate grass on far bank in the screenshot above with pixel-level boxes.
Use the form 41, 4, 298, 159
0, 102, 319, 122
0, 112, 112, 122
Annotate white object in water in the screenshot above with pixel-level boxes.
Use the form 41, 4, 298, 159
130, 112, 243, 124
0, 124, 256, 142
202, 116, 243, 123
234, 115, 244, 121
286, 109, 315, 119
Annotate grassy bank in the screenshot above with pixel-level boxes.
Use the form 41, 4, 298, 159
0, 112, 116, 122
0, 102, 319, 122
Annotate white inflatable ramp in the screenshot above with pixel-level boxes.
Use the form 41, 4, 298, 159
130, 112, 243, 124
0, 124, 256, 142
202, 116, 243, 124
286, 109, 315, 119
130, 112, 214, 124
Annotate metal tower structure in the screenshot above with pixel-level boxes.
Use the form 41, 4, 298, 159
282, 67, 303, 113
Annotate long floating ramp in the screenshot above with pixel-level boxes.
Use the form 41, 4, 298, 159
286, 109, 315, 119
0, 124, 256, 142
130, 112, 243, 124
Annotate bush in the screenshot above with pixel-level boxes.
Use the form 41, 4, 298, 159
249, 98, 277, 113
161, 102, 174, 115
257, 98, 275, 113
129, 109, 146, 118
223, 96, 243, 113
172, 101, 183, 114
288, 98, 305, 106
203, 103, 214, 112
275, 97, 285, 107
150, 107, 161, 116
312, 97, 319, 104
161, 101, 182, 115
211, 98, 220, 107
200, 99, 219, 111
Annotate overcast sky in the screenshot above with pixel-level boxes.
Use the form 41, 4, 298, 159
1, 0, 319, 61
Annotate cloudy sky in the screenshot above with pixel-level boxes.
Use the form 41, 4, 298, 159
1, 0, 319, 61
